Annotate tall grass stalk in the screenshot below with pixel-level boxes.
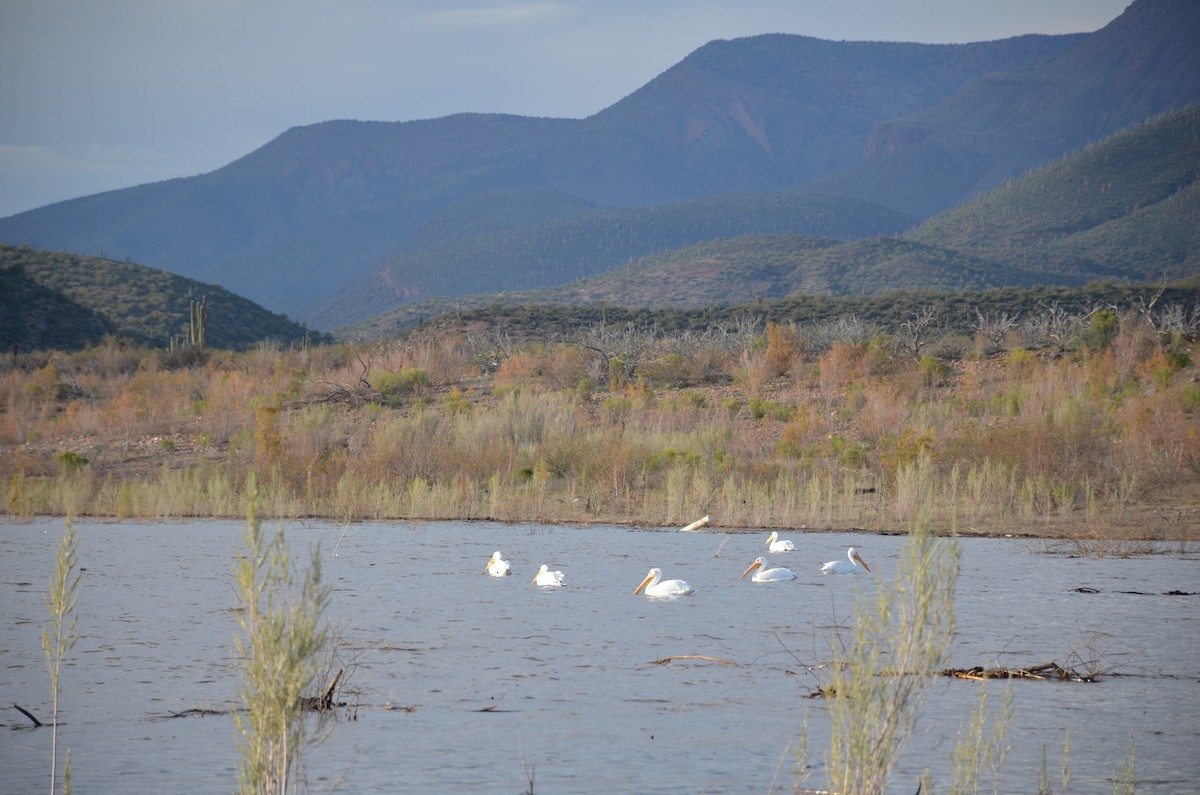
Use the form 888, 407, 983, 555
42, 519, 80, 795
1038, 728, 1073, 795
1112, 733, 1136, 795
1062, 727, 1072, 795
825, 510, 960, 795
949, 680, 1014, 795
232, 490, 331, 794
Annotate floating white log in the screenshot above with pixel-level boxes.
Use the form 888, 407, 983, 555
679, 515, 712, 532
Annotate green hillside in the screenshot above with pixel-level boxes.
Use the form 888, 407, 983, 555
908, 104, 1200, 279
0, 244, 326, 351
312, 192, 915, 329
514, 234, 1050, 307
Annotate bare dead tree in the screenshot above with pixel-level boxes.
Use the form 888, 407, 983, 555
971, 308, 1020, 352
464, 329, 517, 374
897, 306, 939, 360
1155, 303, 1200, 338
1134, 285, 1200, 340
313, 353, 377, 406
1025, 300, 1085, 351
575, 322, 661, 385
806, 314, 882, 353
1134, 283, 1167, 332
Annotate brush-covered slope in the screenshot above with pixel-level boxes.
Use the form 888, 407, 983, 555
908, 103, 1200, 280
310, 191, 915, 329
558, 234, 1056, 308
0, 244, 323, 351
335, 233, 1053, 339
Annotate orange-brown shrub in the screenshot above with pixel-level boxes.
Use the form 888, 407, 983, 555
765, 321, 800, 378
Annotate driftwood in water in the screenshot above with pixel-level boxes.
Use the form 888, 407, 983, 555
652, 654, 737, 666
941, 661, 1098, 682
13, 703, 42, 726
300, 669, 344, 711
1072, 587, 1197, 596
165, 707, 228, 718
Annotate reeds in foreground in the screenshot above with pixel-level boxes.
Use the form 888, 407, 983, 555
42, 519, 80, 795
824, 511, 960, 795
232, 487, 330, 795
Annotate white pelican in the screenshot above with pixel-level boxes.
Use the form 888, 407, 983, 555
484, 551, 511, 577
532, 564, 565, 586
821, 547, 871, 574
634, 567, 694, 597
740, 556, 797, 582
765, 531, 795, 552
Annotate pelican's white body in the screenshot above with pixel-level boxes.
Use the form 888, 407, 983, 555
485, 551, 511, 577
635, 567, 694, 596
532, 564, 565, 586
741, 556, 797, 582
821, 547, 870, 574
765, 531, 795, 552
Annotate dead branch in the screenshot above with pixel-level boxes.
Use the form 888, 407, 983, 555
299, 668, 344, 711
164, 707, 228, 718
312, 355, 377, 406
13, 703, 42, 726
651, 654, 737, 666
940, 661, 1098, 682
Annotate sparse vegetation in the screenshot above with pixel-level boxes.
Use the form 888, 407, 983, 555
42, 520, 80, 795
823, 510, 960, 794
232, 490, 331, 794
2, 293, 1198, 540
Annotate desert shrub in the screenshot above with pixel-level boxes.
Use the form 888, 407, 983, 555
53, 450, 89, 473
371, 367, 429, 404
541, 344, 589, 391
233, 495, 330, 795
494, 347, 544, 386
764, 321, 800, 377
749, 397, 793, 421
919, 354, 952, 385
824, 512, 959, 795
641, 352, 697, 388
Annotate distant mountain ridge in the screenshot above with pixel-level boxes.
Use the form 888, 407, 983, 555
0, 0, 1196, 329
807, 0, 1200, 215
335, 102, 1200, 340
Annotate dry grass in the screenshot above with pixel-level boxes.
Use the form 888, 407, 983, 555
2, 320, 1198, 540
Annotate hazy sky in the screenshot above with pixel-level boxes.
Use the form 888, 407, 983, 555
0, 0, 1131, 218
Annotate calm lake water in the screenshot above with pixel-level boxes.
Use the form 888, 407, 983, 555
2, 517, 1198, 793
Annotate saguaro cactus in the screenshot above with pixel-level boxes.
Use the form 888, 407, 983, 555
189, 294, 208, 349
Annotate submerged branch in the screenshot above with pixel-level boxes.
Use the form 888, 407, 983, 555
941, 661, 1100, 682
652, 655, 738, 666
12, 703, 42, 726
